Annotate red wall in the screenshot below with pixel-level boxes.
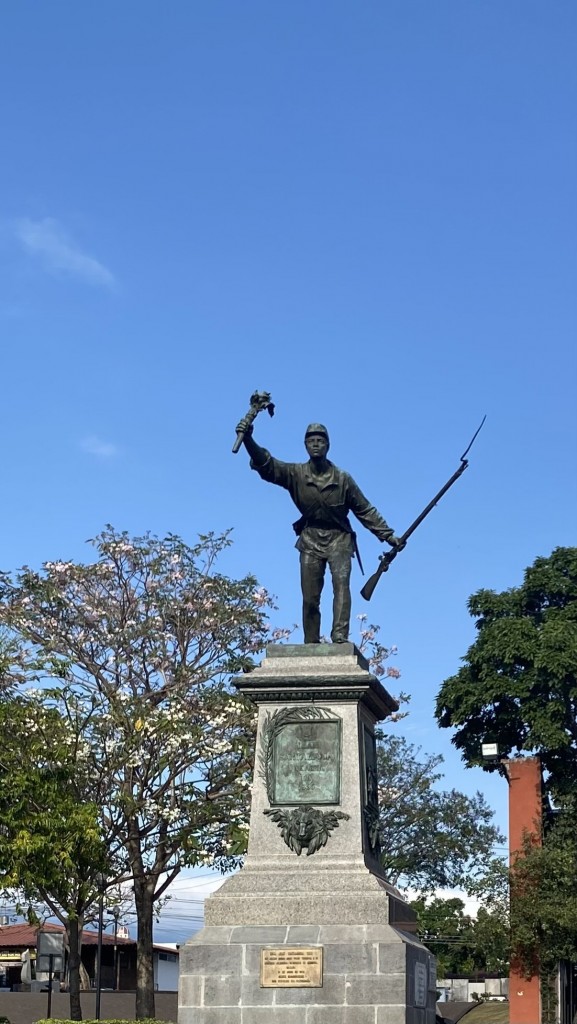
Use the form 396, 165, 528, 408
507, 757, 542, 1024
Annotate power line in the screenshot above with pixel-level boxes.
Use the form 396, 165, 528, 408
167, 873, 223, 888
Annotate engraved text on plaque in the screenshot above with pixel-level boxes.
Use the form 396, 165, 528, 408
260, 947, 323, 988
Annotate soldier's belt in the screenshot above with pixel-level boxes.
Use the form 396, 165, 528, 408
304, 521, 347, 531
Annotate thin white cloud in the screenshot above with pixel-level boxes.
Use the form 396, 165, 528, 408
80, 435, 119, 458
15, 217, 115, 289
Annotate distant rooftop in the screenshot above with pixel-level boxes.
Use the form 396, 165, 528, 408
0, 922, 177, 955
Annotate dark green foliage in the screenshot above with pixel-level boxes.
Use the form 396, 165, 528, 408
35, 1020, 175, 1024
507, 811, 577, 1023
510, 809, 577, 976
435, 548, 577, 1003
0, 700, 109, 892
411, 896, 509, 978
377, 734, 504, 891
0, 697, 111, 1021
435, 547, 577, 803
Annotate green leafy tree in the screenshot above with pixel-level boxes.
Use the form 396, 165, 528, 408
0, 697, 111, 1019
412, 896, 477, 977
411, 896, 509, 979
377, 734, 504, 891
0, 527, 275, 1019
354, 617, 504, 894
435, 547, 577, 803
472, 906, 511, 975
509, 808, 577, 1020
434, 547, 577, 1017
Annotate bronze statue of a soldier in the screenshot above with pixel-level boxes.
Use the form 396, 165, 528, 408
236, 417, 404, 644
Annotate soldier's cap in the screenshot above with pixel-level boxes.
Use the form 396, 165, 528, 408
304, 423, 329, 442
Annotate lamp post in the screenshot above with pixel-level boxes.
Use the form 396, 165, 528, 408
94, 873, 107, 1021
110, 907, 121, 991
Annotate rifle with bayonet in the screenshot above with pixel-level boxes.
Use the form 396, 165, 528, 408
360, 416, 486, 602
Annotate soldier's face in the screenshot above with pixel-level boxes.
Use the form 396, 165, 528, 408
305, 434, 329, 460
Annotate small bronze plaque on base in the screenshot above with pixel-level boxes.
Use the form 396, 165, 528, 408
260, 947, 323, 988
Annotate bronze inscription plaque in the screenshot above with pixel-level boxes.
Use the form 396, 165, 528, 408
260, 947, 323, 988
272, 720, 341, 804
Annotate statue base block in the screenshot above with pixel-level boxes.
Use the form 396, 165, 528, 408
179, 644, 437, 1024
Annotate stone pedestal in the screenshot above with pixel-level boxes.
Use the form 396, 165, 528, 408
179, 644, 437, 1024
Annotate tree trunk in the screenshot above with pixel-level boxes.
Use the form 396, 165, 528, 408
67, 917, 83, 1021
134, 882, 155, 1019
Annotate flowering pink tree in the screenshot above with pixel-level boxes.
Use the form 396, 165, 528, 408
0, 527, 274, 1018
356, 614, 408, 721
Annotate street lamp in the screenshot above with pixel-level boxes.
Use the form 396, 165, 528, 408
481, 742, 500, 761
94, 873, 107, 1021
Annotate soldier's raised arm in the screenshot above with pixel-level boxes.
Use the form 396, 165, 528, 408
236, 417, 296, 490
235, 417, 268, 467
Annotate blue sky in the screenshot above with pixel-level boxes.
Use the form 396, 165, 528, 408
1, 1, 576, 942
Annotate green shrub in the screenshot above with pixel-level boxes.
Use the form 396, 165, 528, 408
35, 1019, 175, 1024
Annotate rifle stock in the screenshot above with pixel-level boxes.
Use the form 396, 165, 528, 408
360, 549, 398, 601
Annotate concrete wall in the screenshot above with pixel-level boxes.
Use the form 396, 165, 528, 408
0, 990, 178, 1024
154, 955, 179, 992
437, 977, 508, 1002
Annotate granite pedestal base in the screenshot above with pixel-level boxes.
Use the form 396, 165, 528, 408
180, 923, 435, 1024
179, 645, 437, 1024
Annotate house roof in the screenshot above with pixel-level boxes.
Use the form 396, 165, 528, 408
0, 922, 176, 955
0, 923, 63, 947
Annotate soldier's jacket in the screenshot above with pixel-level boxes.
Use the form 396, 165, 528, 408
251, 450, 393, 557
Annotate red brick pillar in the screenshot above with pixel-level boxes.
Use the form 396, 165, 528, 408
506, 756, 542, 1024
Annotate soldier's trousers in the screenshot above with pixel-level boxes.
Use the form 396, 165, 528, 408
300, 548, 352, 644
